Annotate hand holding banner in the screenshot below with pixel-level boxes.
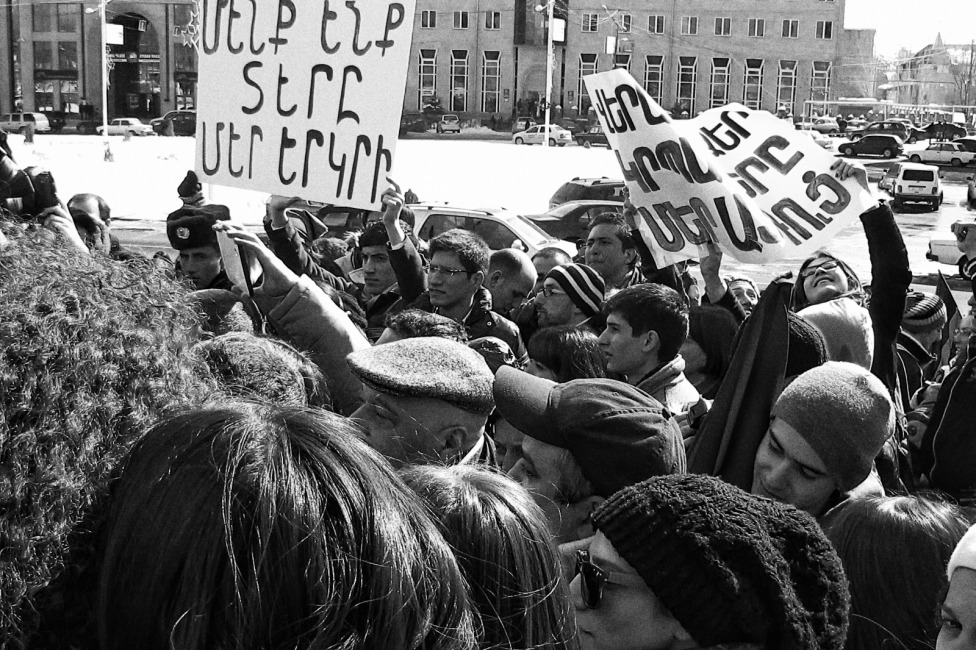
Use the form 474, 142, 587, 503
584, 70, 875, 266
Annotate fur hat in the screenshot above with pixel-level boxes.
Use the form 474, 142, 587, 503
546, 263, 605, 317
166, 204, 230, 250
592, 475, 850, 648
902, 291, 947, 335
799, 298, 874, 370
948, 524, 976, 578
771, 361, 894, 491
347, 337, 494, 415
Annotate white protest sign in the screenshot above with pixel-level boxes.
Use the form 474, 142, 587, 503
195, 0, 417, 211
584, 70, 875, 265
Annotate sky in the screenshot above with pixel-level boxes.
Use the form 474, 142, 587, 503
844, 0, 976, 59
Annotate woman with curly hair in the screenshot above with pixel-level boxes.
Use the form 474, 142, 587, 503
97, 404, 479, 650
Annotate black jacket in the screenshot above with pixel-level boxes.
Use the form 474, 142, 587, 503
410, 287, 527, 362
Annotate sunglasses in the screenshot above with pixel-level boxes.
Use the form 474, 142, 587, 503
575, 549, 646, 609
799, 259, 840, 280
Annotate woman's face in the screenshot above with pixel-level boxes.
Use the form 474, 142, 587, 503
937, 567, 976, 650
801, 257, 849, 306
525, 358, 558, 381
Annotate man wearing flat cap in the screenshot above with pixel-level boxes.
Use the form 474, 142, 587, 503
348, 336, 496, 468
166, 203, 233, 290
494, 366, 685, 543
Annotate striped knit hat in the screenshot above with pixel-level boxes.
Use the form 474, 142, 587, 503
902, 291, 946, 335
546, 263, 605, 317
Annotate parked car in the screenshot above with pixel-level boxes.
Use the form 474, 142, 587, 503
908, 142, 976, 167
878, 162, 903, 193
952, 137, 976, 153
558, 118, 583, 135
436, 114, 461, 134
512, 124, 572, 146
848, 120, 921, 143
810, 117, 840, 135
399, 112, 428, 135
926, 222, 971, 266
924, 122, 968, 141
39, 110, 67, 133
0, 112, 51, 134
800, 129, 833, 150
574, 125, 611, 149
549, 177, 626, 209
410, 203, 577, 257
526, 200, 625, 244
150, 110, 196, 136
96, 117, 155, 136
838, 134, 903, 159
889, 163, 942, 211
512, 116, 537, 133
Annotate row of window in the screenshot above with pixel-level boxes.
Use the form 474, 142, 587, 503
30, 4, 79, 34
421, 11, 501, 30
419, 49, 502, 113
582, 15, 833, 40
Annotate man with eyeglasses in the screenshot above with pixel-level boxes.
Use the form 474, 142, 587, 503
571, 474, 849, 650
535, 263, 606, 331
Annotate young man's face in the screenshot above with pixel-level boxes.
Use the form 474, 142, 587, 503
535, 278, 578, 328
178, 245, 222, 290
508, 436, 584, 542
728, 280, 759, 311
428, 251, 480, 311
487, 267, 535, 314
751, 417, 836, 517
360, 244, 397, 297
585, 224, 633, 283
598, 311, 651, 378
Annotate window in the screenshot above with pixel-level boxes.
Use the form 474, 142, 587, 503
677, 56, 698, 114
33, 41, 54, 70
481, 51, 501, 113
743, 59, 764, 110
32, 4, 55, 32
648, 15, 665, 34
810, 61, 832, 101
619, 14, 632, 33
485, 11, 500, 30
781, 20, 798, 38
58, 41, 78, 70
777, 60, 797, 114
709, 58, 731, 109
681, 16, 698, 35
60, 80, 79, 113
582, 13, 598, 32
714, 17, 731, 37
418, 49, 436, 110
176, 80, 196, 110
578, 53, 598, 113
748, 18, 765, 37
450, 50, 468, 112
34, 81, 54, 112
57, 4, 78, 32
614, 53, 631, 71
453, 11, 469, 29
644, 55, 664, 105
421, 10, 436, 28
816, 21, 833, 40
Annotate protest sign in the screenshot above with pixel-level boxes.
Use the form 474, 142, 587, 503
195, 0, 416, 210
583, 70, 875, 265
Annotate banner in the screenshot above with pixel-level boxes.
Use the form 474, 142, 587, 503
195, 0, 417, 210
583, 70, 875, 265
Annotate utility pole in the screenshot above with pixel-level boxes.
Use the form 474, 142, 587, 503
86, 0, 113, 160
537, 0, 555, 148
602, 5, 623, 69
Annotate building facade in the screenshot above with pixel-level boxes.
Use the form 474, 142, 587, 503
894, 35, 976, 107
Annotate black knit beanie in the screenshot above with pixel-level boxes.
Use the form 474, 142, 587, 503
786, 312, 828, 378
591, 475, 849, 649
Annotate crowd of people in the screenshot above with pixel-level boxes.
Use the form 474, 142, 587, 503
2, 138, 976, 650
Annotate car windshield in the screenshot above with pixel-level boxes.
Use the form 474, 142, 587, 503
903, 169, 934, 181
512, 215, 558, 245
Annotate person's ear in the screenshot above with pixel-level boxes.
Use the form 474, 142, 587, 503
624, 246, 638, 266
438, 424, 473, 464
642, 329, 660, 354
487, 270, 503, 288
470, 270, 486, 288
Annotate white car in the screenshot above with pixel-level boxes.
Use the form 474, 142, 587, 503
436, 114, 461, 134
810, 117, 840, 135
908, 142, 976, 167
0, 112, 51, 134
96, 117, 155, 136
512, 125, 572, 147
410, 203, 577, 257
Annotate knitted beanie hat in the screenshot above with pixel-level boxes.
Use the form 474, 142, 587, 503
799, 298, 875, 370
547, 263, 605, 317
902, 291, 947, 335
592, 475, 850, 649
771, 361, 894, 491
786, 312, 828, 378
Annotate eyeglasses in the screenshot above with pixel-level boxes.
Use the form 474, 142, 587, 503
955, 327, 974, 336
574, 549, 646, 609
799, 259, 840, 280
540, 284, 567, 298
428, 265, 471, 278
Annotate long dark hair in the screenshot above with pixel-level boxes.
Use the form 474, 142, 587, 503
790, 252, 864, 311
688, 303, 739, 382
527, 325, 606, 382
401, 465, 578, 650
97, 404, 478, 650
821, 495, 972, 650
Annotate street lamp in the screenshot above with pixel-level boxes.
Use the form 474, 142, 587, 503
85, 0, 113, 160
534, 1, 555, 147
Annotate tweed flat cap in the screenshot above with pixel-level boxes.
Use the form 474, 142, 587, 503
347, 337, 495, 415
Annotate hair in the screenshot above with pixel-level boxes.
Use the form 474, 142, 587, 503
97, 404, 479, 650
790, 252, 864, 311
532, 247, 572, 267
489, 248, 530, 277
0, 233, 218, 644
191, 332, 332, 409
687, 304, 739, 380
359, 221, 392, 249
68, 192, 112, 224
430, 229, 490, 276
587, 213, 635, 251
310, 236, 349, 264
527, 325, 606, 382
311, 280, 369, 335
602, 283, 689, 362
385, 309, 469, 343
401, 465, 577, 650
821, 495, 972, 650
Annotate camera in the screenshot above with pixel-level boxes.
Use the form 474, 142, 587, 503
0, 152, 59, 220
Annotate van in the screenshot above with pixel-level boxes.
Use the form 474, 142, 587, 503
891, 163, 942, 211
0, 112, 51, 134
